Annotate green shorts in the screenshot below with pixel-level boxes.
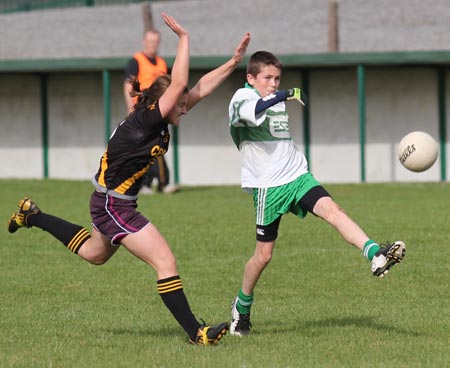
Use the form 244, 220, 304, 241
253, 172, 323, 226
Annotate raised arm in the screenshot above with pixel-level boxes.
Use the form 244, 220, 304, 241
254, 88, 309, 114
158, 13, 190, 118
187, 32, 251, 111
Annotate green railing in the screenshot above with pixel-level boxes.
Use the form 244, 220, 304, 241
0, 51, 448, 182
0, 0, 150, 13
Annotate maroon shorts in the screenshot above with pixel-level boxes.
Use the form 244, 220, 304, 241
90, 191, 150, 245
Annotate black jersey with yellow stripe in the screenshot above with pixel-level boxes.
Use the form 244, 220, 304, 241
94, 100, 170, 197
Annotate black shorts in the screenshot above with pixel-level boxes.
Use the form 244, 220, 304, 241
90, 191, 150, 245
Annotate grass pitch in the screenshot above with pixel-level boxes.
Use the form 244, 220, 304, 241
0, 180, 449, 367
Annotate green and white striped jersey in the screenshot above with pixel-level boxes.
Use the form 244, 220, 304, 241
229, 84, 308, 190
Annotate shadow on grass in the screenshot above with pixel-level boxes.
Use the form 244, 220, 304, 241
167, 186, 241, 194
258, 316, 423, 337
102, 326, 182, 338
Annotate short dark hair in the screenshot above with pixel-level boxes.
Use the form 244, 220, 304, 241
247, 51, 283, 77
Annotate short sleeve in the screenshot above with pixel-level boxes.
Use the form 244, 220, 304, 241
229, 89, 266, 127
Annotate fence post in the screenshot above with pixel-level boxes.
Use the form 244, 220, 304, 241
172, 126, 180, 184
302, 69, 311, 166
40, 74, 49, 179
357, 64, 366, 182
438, 68, 447, 181
102, 69, 111, 145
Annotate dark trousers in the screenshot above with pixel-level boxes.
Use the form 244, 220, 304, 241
142, 156, 170, 192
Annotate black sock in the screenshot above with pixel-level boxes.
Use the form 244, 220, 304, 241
28, 212, 90, 254
157, 275, 201, 341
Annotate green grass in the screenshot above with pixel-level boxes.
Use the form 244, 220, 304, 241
0, 180, 449, 367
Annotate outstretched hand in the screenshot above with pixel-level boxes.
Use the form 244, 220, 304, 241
162, 13, 188, 37
232, 32, 251, 64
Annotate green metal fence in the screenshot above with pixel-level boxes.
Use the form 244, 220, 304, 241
0, 0, 152, 13
0, 52, 448, 181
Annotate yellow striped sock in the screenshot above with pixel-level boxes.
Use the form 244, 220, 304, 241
157, 276, 183, 294
67, 228, 91, 254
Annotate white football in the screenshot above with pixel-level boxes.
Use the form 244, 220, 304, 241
398, 131, 438, 172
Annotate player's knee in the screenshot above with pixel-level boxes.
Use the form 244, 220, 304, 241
257, 249, 273, 266
91, 259, 106, 266
78, 243, 111, 265
83, 247, 111, 266
254, 240, 275, 266
88, 255, 110, 266
157, 255, 178, 275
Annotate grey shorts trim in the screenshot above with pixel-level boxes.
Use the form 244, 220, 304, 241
91, 177, 138, 201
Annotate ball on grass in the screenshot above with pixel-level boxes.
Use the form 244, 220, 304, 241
398, 131, 438, 172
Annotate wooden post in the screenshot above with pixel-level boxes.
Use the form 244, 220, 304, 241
142, 2, 154, 31
328, 0, 339, 53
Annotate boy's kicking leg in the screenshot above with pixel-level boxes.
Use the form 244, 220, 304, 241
230, 182, 406, 336
311, 196, 406, 277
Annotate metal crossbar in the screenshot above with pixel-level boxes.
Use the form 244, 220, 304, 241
0, 0, 151, 13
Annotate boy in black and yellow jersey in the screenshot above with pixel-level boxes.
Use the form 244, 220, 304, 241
8, 13, 251, 345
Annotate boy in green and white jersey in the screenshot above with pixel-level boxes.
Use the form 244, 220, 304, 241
228, 51, 406, 337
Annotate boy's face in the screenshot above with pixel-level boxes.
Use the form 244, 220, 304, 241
247, 65, 281, 97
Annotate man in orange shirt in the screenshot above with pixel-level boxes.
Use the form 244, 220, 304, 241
124, 29, 167, 112
124, 29, 176, 194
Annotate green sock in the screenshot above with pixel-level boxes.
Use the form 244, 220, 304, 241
236, 289, 253, 315
363, 239, 380, 261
